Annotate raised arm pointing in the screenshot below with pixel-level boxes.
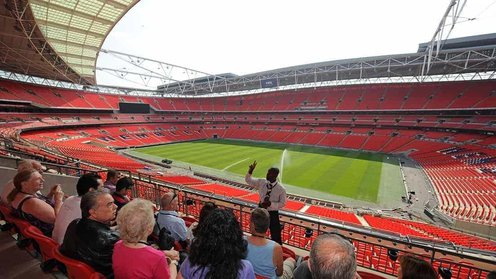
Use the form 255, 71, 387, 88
248, 160, 257, 174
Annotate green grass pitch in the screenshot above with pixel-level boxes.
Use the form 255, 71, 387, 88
135, 139, 398, 203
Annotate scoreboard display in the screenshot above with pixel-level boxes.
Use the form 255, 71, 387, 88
119, 102, 150, 114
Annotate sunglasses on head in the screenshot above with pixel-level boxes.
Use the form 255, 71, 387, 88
166, 192, 177, 207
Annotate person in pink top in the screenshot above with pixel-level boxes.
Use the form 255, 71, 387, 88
113, 198, 178, 279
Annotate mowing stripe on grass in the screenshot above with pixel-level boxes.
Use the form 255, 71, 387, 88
135, 139, 403, 204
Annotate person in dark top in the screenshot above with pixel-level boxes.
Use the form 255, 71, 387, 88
179, 208, 255, 279
8, 169, 64, 236
60, 191, 119, 277
112, 177, 133, 211
187, 201, 218, 240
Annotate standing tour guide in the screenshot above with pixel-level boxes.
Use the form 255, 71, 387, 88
245, 161, 287, 245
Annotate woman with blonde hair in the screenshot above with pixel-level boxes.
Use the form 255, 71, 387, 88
8, 168, 64, 236
113, 198, 178, 279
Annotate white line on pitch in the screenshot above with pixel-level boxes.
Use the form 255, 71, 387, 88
222, 158, 250, 171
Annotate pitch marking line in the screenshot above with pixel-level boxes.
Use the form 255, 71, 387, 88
222, 158, 250, 171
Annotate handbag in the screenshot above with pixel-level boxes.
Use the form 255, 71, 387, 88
157, 225, 176, 251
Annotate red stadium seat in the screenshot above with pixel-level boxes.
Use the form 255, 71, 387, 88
52, 246, 105, 279
0, 203, 15, 224
282, 246, 296, 260
9, 216, 37, 249
22, 225, 59, 272
181, 216, 198, 227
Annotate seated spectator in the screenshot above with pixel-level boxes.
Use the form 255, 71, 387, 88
113, 199, 178, 279
178, 208, 255, 279
103, 169, 121, 193
397, 254, 437, 279
245, 208, 285, 279
1, 159, 45, 204
60, 191, 119, 277
293, 233, 359, 279
156, 192, 187, 242
8, 169, 64, 236
186, 202, 217, 240
52, 173, 103, 244
112, 177, 133, 211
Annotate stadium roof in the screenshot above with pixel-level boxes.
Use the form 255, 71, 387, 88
0, 1, 495, 96
0, 0, 138, 84
153, 42, 496, 96
418, 33, 496, 52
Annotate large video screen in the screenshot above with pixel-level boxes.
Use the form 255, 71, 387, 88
118, 102, 150, 114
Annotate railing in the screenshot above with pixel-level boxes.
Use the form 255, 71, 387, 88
130, 176, 496, 279
2, 148, 495, 277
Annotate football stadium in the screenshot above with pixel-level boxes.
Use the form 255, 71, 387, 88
0, 0, 495, 278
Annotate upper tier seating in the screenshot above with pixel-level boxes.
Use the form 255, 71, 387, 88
2, 79, 494, 111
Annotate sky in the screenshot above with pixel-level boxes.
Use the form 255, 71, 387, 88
97, 0, 496, 89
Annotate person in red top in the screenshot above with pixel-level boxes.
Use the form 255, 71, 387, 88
113, 198, 178, 279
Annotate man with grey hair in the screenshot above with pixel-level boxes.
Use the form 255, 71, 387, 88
294, 233, 360, 279
60, 191, 119, 277
155, 191, 187, 242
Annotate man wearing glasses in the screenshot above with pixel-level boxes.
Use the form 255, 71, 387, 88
155, 191, 188, 243
60, 191, 119, 278
245, 160, 287, 245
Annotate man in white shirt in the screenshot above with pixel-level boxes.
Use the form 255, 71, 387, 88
52, 173, 103, 244
245, 160, 287, 245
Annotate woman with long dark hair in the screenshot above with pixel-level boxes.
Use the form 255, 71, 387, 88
178, 208, 255, 279
187, 202, 218, 240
